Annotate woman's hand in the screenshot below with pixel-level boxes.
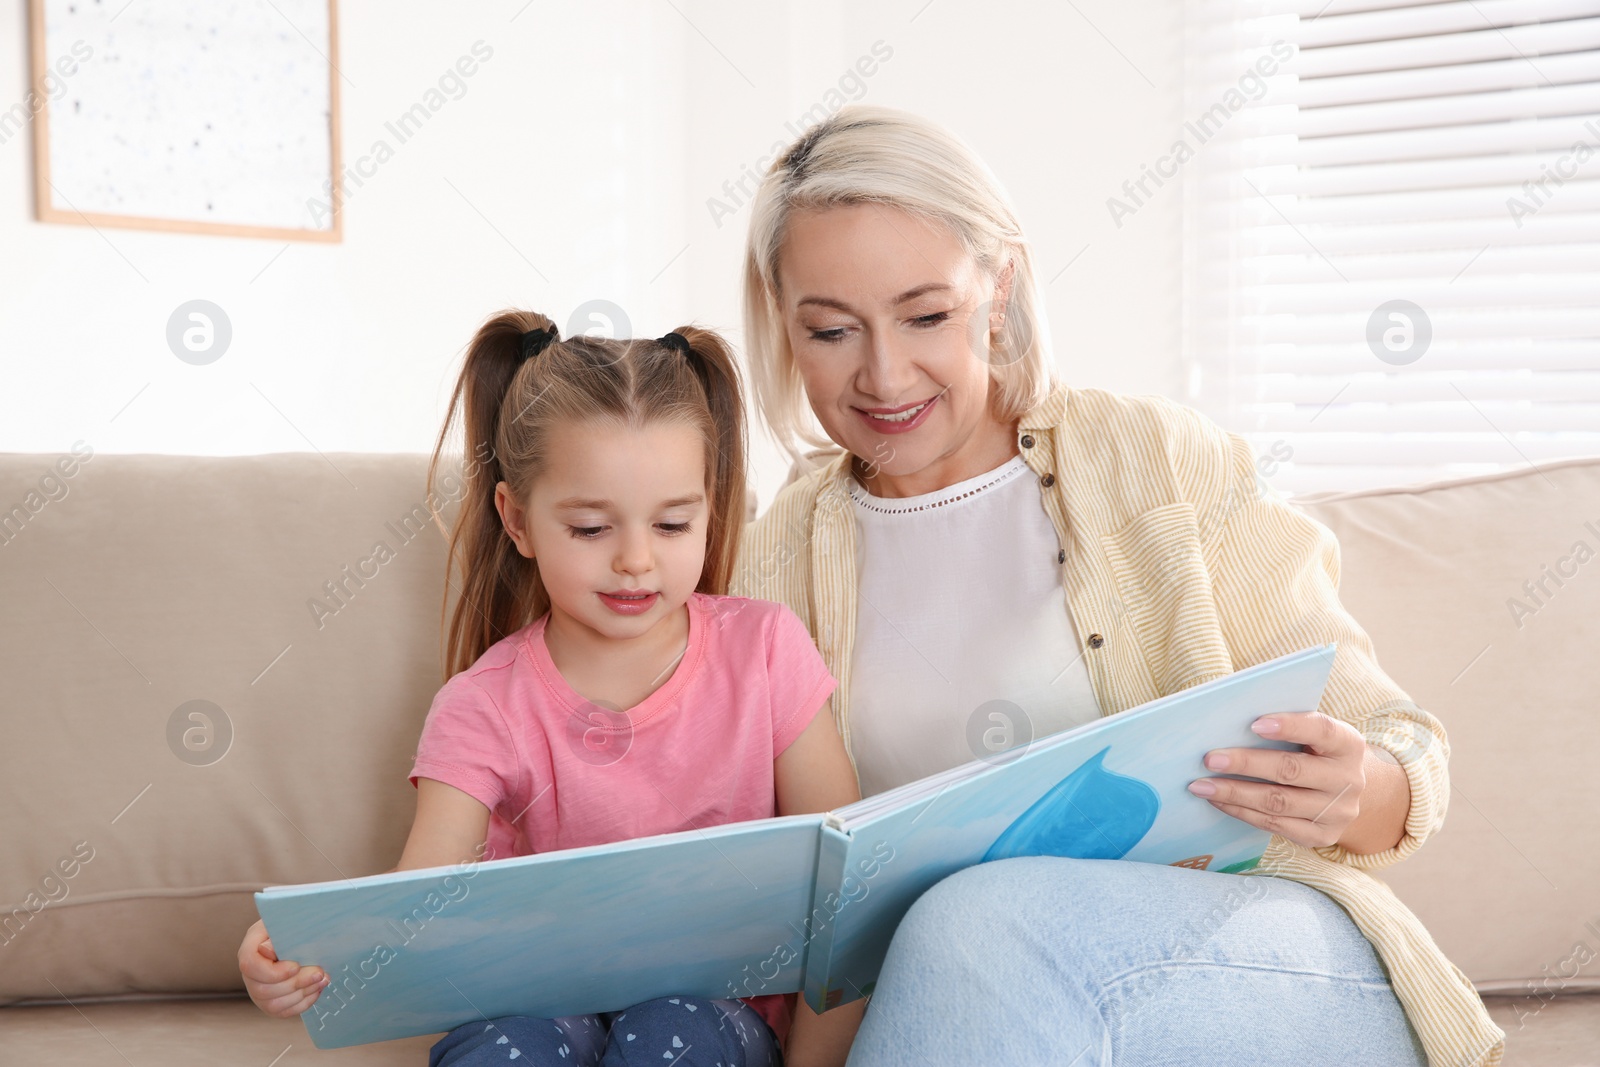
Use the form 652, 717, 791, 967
238, 917, 330, 1018
1187, 711, 1402, 852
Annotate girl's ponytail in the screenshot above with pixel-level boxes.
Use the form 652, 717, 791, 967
427, 310, 557, 680
663, 327, 748, 598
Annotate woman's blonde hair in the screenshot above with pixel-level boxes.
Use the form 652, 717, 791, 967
426, 311, 747, 680
743, 104, 1056, 467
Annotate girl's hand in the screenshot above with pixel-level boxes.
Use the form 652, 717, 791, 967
235, 780, 486, 1021
238, 917, 330, 1018
1187, 711, 1374, 851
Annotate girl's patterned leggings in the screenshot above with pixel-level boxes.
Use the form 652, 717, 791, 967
428, 996, 783, 1067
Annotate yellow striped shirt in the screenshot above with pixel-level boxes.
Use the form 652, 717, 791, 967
730, 382, 1505, 1067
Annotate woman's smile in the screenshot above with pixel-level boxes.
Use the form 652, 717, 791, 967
854, 393, 939, 433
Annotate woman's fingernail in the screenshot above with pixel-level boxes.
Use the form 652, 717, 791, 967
1252, 718, 1280, 735
1205, 752, 1230, 771
1188, 780, 1217, 796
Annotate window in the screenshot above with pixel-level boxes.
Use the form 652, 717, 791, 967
1182, 0, 1600, 495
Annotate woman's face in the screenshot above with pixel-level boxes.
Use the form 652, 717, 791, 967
776, 203, 1015, 496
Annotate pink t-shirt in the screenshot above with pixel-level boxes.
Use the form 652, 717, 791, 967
408, 591, 837, 1045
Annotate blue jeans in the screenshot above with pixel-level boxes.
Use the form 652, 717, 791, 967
844, 856, 1429, 1066
429, 996, 782, 1066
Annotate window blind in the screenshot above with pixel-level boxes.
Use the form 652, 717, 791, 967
1181, 0, 1600, 495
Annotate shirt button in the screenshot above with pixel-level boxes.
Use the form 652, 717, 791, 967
1041, 473, 1056, 488
1057, 549, 1066, 564
1020, 434, 1035, 449
1088, 633, 1105, 649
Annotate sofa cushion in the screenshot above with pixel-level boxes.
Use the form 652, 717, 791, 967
1290, 457, 1600, 999
5, 993, 1586, 1067
0, 452, 461, 1004
2, 997, 439, 1064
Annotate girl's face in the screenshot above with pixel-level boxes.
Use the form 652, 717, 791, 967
496, 418, 710, 645
776, 203, 1015, 497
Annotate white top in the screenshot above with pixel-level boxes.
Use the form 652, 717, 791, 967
846, 454, 1104, 798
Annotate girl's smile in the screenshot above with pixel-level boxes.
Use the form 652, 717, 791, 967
598, 590, 661, 615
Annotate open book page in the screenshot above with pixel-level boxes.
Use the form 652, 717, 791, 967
826, 645, 1336, 829
802, 644, 1336, 1011
256, 815, 822, 1049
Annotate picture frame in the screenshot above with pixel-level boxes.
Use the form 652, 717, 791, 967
28, 0, 343, 242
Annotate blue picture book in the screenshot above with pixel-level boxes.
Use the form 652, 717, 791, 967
255, 643, 1335, 1049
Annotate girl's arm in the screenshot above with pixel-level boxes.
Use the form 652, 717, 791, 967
239, 778, 490, 1017
774, 704, 869, 1067
391, 777, 492, 873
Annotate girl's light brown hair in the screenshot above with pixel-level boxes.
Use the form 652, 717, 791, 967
426, 311, 747, 680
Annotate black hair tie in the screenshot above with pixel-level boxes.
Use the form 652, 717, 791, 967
519, 325, 558, 363
659, 331, 693, 358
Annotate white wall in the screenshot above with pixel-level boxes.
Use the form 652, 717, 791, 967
679, 0, 1188, 504
0, 0, 1185, 514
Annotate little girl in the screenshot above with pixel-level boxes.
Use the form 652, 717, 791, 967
237, 310, 867, 1066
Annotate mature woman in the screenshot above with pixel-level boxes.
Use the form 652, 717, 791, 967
728, 106, 1504, 1067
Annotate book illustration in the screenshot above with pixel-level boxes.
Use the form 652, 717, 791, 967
981, 746, 1160, 863
806, 647, 1329, 1013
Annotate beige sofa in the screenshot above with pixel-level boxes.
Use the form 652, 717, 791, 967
2, 450, 1596, 1065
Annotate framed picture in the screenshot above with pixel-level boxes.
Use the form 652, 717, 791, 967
28, 0, 343, 242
